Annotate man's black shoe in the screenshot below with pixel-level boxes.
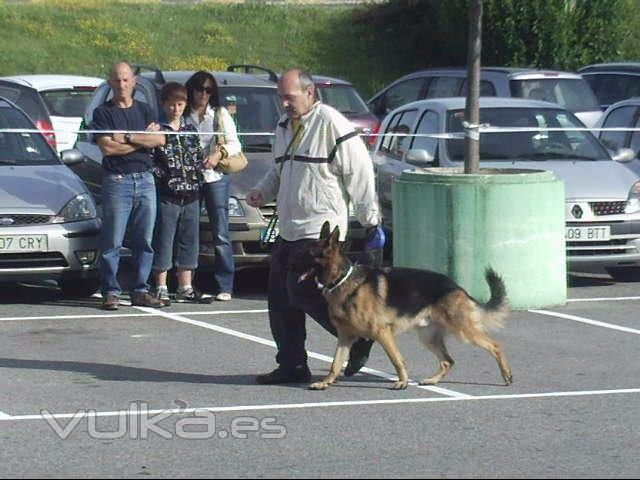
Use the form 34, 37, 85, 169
344, 338, 374, 376
256, 365, 312, 385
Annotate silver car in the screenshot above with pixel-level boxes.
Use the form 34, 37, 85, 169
373, 97, 640, 280
368, 67, 603, 128
0, 97, 100, 296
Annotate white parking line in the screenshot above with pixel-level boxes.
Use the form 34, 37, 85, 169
0, 309, 269, 322
568, 296, 640, 302
0, 411, 13, 420
134, 306, 472, 399
529, 309, 640, 335
2, 387, 639, 422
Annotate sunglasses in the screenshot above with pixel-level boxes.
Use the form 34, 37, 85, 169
195, 86, 214, 94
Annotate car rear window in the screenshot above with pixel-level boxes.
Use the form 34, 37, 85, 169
0, 105, 59, 165
585, 73, 640, 108
316, 85, 370, 116
510, 78, 600, 112
219, 86, 282, 152
0, 82, 50, 123
40, 88, 97, 117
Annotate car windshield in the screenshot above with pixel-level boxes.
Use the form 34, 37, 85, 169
316, 85, 370, 115
219, 86, 282, 153
510, 78, 600, 112
40, 88, 97, 117
446, 107, 609, 162
0, 106, 59, 165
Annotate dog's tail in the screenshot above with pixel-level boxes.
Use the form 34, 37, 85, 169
478, 267, 509, 330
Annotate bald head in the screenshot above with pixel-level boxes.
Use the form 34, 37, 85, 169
108, 62, 136, 106
278, 69, 316, 119
109, 62, 134, 79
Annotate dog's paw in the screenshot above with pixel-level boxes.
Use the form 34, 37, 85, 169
418, 377, 439, 386
390, 380, 408, 390
503, 371, 513, 385
309, 381, 329, 390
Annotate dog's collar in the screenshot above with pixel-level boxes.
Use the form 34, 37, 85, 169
317, 263, 355, 295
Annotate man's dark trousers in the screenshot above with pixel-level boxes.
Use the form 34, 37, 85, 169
267, 237, 339, 370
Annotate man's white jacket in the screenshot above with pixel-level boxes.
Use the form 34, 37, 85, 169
254, 102, 381, 241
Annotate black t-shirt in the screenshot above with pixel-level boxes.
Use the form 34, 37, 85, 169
92, 100, 156, 174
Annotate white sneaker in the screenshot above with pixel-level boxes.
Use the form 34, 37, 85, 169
215, 292, 232, 301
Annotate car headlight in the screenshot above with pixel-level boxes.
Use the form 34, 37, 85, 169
626, 181, 640, 214
228, 196, 245, 217
52, 193, 98, 223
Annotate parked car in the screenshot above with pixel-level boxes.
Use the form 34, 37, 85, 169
596, 98, 640, 175
0, 79, 57, 151
367, 67, 603, 128
0, 74, 104, 153
227, 65, 379, 146
0, 96, 100, 296
372, 96, 640, 280
578, 63, 640, 111
74, 66, 371, 269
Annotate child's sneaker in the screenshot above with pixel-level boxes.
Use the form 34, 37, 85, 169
175, 287, 209, 303
152, 286, 171, 306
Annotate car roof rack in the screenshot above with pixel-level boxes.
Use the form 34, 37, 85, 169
227, 64, 278, 83
131, 64, 166, 84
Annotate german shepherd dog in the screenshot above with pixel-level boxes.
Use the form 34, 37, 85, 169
297, 221, 512, 391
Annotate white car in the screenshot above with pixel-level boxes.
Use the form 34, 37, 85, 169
0, 74, 104, 153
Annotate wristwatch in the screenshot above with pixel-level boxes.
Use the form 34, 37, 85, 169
124, 132, 133, 144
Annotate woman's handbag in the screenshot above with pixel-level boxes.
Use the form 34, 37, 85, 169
215, 108, 248, 174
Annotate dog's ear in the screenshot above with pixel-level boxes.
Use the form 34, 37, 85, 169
329, 225, 340, 246
320, 221, 331, 240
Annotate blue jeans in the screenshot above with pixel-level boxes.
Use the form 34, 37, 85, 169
99, 171, 156, 297
202, 175, 235, 293
152, 197, 200, 272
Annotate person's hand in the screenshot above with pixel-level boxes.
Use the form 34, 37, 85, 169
366, 225, 386, 250
204, 150, 221, 170
246, 189, 265, 207
111, 132, 125, 143
358, 225, 386, 267
146, 122, 161, 132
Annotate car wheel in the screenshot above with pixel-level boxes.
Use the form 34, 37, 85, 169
606, 266, 640, 282
58, 276, 100, 298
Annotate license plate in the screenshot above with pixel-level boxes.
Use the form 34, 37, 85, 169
565, 226, 610, 242
0, 234, 48, 252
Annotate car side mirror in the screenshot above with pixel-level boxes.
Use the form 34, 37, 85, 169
612, 147, 635, 163
60, 148, 85, 166
406, 148, 435, 164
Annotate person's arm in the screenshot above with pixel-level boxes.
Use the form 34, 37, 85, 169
112, 122, 165, 149
332, 122, 381, 228
218, 107, 242, 156
204, 107, 241, 170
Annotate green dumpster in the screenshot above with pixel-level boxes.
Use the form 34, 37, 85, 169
392, 167, 566, 309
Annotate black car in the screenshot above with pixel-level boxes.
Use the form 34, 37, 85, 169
578, 63, 640, 111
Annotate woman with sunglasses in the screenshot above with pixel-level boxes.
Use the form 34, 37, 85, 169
185, 71, 241, 301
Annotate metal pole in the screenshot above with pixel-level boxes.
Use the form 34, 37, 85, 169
464, 0, 483, 174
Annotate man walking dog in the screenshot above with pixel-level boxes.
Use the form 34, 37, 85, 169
247, 68, 385, 384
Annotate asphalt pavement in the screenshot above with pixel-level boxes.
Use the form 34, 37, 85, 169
0, 268, 638, 478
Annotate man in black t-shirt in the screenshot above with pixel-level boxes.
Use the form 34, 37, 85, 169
92, 62, 166, 310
